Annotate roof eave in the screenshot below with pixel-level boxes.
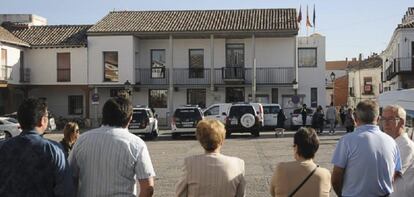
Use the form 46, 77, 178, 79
0, 40, 30, 47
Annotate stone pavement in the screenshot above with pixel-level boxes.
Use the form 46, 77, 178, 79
45, 129, 343, 196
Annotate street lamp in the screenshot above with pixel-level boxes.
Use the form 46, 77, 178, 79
292, 79, 298, 95
124, 80, 132, 95
330, 72, 336, 106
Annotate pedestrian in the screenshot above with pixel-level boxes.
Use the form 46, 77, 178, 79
326, 103, 337, 135
300, 104, 308, 127
344, 108, 355, 133
270, 127, 331, 197
275, 109, 286, 137
312, 106, 325, 134
176, 119, 246, 197
60, 122, 80, 158
0, 98, 74, 197
331, 100, 402, 197
382, 105, 414, 197
69, 97, 156, 197
339, 106, 346, 126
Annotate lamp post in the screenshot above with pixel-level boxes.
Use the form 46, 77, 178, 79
330, 72, 336, 106
292, 79, 298, 95
123, 80, 133, 100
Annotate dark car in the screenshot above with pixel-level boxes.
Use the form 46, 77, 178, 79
225, 103, 261, 137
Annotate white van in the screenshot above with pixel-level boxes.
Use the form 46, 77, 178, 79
203, 103, 232, 123
250, 103, 264, 127
262, 104, 281, 128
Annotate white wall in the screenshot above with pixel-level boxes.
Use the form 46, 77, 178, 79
88, 35, 134, 84
0, 43, 23, 82
23, 47, 87, 85
297, 34, 327, 108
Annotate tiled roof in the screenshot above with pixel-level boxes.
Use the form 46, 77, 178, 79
326, 59, 360, 70
398, 21, 414, 29
0, 26, 29, 46
10, 25, 92, 47
348, 56, 382, 70
89, 9, 298, 34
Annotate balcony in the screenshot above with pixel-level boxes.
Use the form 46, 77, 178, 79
135, 67, 294, 86
20, 68, 30, 83
385, 57, 414, 80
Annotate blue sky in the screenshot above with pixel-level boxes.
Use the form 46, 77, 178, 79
1, 0, 413, 60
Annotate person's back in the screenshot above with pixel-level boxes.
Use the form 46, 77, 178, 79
326, 106, 336, 120
273, 161, 330, 197
70, 126, 150, 196
0, 98, 74, 197
182, 153, 244, 197
334, 125, 400, 196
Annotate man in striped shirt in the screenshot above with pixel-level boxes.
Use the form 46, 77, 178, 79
69, 97, 156, 197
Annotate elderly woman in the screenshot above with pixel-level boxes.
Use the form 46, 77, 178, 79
270, 127, 331, 197
60, 122, 79, 158
175, 119, 246, 197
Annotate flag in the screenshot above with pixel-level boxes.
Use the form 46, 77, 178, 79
297, 5, 302, 24
313, 4, 316, 27
306, 5, 313, 27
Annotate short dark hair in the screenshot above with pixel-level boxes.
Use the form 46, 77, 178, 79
355, 100, 379, 124
294, 127, 319, 159
101, 97, 133, 128
17, 98, 48, 131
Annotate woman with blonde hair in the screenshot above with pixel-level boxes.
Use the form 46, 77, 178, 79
176, 119, 246, 197
60, 122, 79, 158
270, 127, 331, 197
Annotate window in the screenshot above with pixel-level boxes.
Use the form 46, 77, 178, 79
204, 106, 219, 116
310, 88, 318, 108
226, 44, 244, 67
68, 95, 83, 115
104, 52, 118, 82
189, 49, 204, 78
57, 53, 71, 82
149, 89, 167, 108
151, 49, 166, 78
271, 88, 279, 104
363, 77, 373, 94
349, 87, 355, 97
298, 48, 317, 67
187, 89, 206, 108
1, 49, 6, 80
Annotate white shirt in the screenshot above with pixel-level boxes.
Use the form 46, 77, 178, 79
391, 132, 414, 197
69, 126, 156, 197
326, 107, 336, 120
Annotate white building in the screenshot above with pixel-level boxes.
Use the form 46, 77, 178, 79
1, 9, 326, 127
381, 7, 414, 91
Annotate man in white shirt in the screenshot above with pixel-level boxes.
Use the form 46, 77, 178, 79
69, 97, 156, 197
326, 103, 337, 135
382, 105, 414, 197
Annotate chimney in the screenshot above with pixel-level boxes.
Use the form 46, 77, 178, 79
359, 53, 362, 61
345, 57, 348, 63
352, 58, 357, 62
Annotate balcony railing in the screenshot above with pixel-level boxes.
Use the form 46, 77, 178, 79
385, 57, 414, 80
20, 68, 30, 83
136, 67, 294, 85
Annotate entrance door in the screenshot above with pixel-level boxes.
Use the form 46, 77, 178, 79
226, 87, 245, 103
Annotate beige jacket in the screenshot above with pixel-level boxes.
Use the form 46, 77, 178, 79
270, 160, 331, 197
175, 153, 246, 197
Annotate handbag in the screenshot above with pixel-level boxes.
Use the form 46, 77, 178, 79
288, 165, 319, 197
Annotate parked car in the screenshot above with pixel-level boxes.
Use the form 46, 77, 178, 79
0, 117, 22, 139
290, 107, 314, 129
225, 103, 261, 137
128, 105, 158, 140
262, 104, 281, 129
3, 111, 56, 132
171, 105, 204, 139
203, 103, 232, 124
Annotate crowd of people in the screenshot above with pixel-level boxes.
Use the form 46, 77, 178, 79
0, 98, 413, 197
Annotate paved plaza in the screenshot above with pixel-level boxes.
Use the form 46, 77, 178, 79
45, 129, 343, 197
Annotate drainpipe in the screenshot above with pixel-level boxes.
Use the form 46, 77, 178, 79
252, 34, 256, 102
210, 34, 214, 92
168, 35, 174, 127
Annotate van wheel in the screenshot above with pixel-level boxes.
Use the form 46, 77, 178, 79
172, 133, 180, 139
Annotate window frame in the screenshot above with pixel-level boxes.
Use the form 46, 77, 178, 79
103, 51, 119, 82
150, 49, 166, 79
149, 89, 168, 108
298, 48, 317, 67
68, 95, 83, 115
57, 52, 71, 82
187, 89, 206, 108
310, 87, 318, 108
188, 49, 204, 78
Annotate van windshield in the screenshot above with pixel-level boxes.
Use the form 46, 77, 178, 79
263, 106, 280, 114
229, 106, 255, 117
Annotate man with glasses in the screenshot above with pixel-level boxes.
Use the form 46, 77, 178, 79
0, 98, 74, 197
382, 105, 414, 197
331, 100, 401, 197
